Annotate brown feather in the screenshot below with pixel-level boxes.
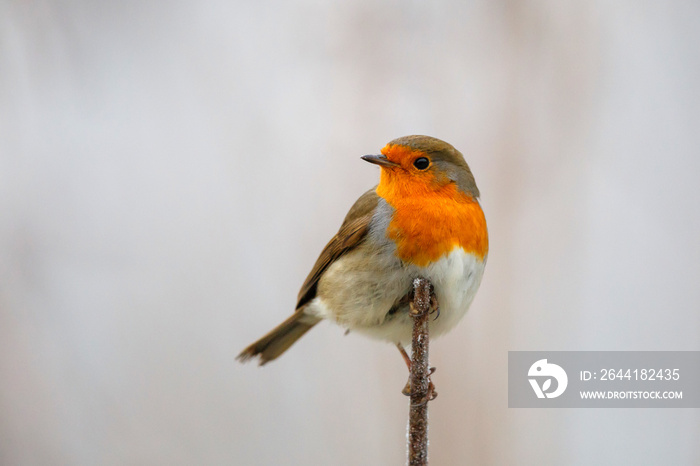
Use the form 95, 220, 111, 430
237, 311, 320, 365
238, 188, 379, 364
295, 188, 378, 309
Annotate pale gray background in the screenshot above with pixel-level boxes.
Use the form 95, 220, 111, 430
1, 1, 699, 465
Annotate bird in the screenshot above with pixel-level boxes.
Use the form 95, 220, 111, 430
237, 135, 488, 384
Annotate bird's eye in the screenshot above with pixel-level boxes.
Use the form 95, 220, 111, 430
413, 157, 430, 170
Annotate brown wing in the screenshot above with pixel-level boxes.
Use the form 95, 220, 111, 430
295, 188, 379, 309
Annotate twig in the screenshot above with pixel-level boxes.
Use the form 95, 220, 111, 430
408, 277, 435, 466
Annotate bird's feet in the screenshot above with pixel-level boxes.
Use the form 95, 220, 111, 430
429, 294, 440, 320
402, 366, 438, 404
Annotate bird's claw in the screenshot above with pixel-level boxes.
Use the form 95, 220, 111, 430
408, 301, 421, 317
403, 380, 438, 405
429, 294, 440, 320
414, 383, 438, 406
401, 367, 438, 403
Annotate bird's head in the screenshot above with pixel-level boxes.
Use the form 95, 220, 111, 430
362, 135, 479, 200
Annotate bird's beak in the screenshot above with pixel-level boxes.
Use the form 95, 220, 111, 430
361, 154, 400, 168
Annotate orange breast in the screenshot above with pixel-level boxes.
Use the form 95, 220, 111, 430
376, 171, 488, 267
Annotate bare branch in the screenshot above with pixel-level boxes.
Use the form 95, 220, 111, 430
407, 277, 436, 465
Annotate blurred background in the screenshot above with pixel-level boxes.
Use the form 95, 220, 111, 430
1, 1, 699, 464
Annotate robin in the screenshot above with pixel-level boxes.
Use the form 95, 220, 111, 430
238, 135, 488, 391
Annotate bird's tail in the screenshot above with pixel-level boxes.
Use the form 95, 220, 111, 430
237, 311, 320, 365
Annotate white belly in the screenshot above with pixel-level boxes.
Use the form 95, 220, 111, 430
308, 248, 486, 345
421, 248, 486, 340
